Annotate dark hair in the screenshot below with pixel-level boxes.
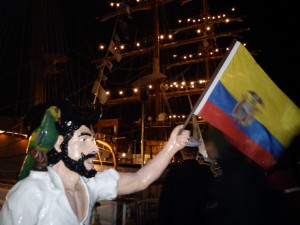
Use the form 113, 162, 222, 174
55, 98, 102, 135
182, 146, 199, 158
204, 125, 245, 162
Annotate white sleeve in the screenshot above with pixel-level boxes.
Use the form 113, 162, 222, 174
0, 181, 42, 225
86, 168, 120, 202
0, 203, 14, 225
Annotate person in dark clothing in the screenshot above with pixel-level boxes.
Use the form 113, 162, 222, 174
265, 134, 300, 225
158, 146, 216, 225
204, 126, 274, 225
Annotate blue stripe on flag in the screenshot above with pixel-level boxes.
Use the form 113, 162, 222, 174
208, 82, 284, 159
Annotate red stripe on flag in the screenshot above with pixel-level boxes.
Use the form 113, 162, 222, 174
200, 100, 276, 169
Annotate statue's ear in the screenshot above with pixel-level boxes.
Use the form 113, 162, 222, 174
54, 135, 64, 152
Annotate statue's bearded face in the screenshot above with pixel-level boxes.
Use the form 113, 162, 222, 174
61, 125, 99, 178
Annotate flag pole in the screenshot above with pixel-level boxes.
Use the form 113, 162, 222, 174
181, 39, 238, 130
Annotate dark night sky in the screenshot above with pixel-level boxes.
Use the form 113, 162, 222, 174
0, 0, 298, 119
239, 0, 299, 106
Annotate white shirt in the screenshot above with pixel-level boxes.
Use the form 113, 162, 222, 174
0, 167, 119, 225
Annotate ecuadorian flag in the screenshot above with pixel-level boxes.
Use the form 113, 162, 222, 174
193, 40, 300, 169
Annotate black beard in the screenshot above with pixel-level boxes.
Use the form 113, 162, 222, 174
47, 133, 97, 178
61, 153, 97, 178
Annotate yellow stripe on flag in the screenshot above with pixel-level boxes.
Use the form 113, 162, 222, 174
220, 43, 300, 148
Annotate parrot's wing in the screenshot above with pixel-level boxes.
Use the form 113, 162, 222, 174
17, 154, 35, 180
17, 106, 61, 180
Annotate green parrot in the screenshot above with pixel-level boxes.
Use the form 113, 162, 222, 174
18, 106, 61, 180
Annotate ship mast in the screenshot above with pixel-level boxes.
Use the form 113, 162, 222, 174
201, 0, 212, 80
29, 0, 70, 108
152, 0, 166, 117
131, 0, 167, 117
29, 0, 45, 106
93, 0, 248, 111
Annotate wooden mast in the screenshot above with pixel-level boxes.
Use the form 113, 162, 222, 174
201, 0, 211, 80
29, 0, 45, 106
153, 0, 163, 117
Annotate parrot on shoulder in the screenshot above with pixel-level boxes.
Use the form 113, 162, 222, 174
18, 106, 61, 180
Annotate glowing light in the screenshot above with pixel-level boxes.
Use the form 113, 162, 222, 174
98, 44, 105, 50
